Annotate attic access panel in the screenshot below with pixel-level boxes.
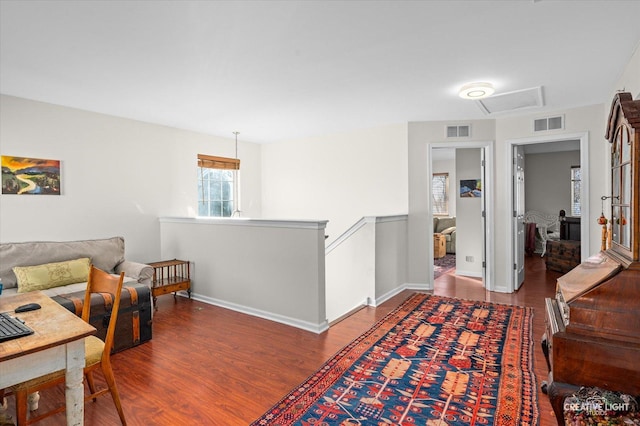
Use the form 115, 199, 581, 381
476, 87, 544, 115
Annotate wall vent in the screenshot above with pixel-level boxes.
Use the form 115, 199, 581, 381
446, 124, 470, 138
533, 115, 564, 132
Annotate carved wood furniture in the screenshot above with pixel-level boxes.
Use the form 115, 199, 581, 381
541, 92, 640, 424
149, 259, 191, 309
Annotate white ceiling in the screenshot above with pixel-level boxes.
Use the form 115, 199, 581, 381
1, 1, 639, 144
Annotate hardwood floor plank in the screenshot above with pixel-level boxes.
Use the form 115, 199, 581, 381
3, 255, 559, 425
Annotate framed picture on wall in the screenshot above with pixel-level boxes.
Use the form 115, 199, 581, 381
460, 179, 481, 198
1, 155, 61, 195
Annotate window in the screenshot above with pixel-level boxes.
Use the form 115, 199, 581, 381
197, 154, 240, 217
432, 173, 449, 215
571, 166, 581, 216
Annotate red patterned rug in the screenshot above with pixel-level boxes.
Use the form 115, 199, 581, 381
252, 293, 538, 426
434, 254, 456, 280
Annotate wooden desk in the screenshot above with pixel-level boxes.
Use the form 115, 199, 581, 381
0, 292, 95, 426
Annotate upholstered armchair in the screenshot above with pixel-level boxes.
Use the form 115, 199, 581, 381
433, 216, 456, 254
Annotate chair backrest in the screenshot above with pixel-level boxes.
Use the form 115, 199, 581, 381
524, 210, 559, 232
82, 266, 125, 360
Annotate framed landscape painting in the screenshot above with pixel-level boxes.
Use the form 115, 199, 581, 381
1, 156, 61, 195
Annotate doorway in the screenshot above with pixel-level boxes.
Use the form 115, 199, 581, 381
508, 132, 590, 292
428, 141, 494, 291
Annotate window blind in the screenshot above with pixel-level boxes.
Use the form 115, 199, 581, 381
197, 154, 240, 170
432, 173, 449, 215
571, 166, 581, 216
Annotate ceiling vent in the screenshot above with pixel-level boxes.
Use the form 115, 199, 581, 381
534, 115, 564, 132
475, 86, 544, 115
446, 124, 470, 138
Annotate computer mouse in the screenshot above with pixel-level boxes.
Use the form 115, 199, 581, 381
15, 303, 41, 313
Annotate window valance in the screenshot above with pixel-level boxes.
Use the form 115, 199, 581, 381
197, 154, 240, 170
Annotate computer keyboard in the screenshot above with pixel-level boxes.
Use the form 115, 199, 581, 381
0, 311, 35, 342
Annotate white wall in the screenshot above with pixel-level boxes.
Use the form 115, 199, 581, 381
408, 106, 608, 291
374, 216, 409, 302
325, 215, 409, 323
159, 217, 328, 332
613, 40, 640, 99
408, 119, 496, 286
455, 148, 483, 277
495, 104, 605, 289
0, 95, 262, 263
325, 218, 375, 322
261, 123, 408, 243
525, 150, 580, 215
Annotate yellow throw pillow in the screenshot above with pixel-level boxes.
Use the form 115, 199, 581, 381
13, 258, 91, 293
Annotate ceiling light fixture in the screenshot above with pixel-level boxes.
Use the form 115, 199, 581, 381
459, 82, 495, 99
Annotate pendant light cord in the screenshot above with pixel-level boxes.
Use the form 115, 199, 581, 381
233, 131, 239, 159
232, 131, 241, 217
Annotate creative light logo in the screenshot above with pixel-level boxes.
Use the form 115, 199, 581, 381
564, 395, 633, 416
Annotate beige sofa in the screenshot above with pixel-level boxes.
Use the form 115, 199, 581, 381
433, 216, 456, 254
0, 236, 154, 352
0, 236, 153, 297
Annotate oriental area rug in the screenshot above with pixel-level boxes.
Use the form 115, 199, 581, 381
434, 254, 456, 280
252, 293, 538, 426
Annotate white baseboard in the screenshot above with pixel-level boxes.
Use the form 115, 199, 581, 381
455, 269, 482, 278
373, 283, 431, 307
178, 282, 432, 334
181, 292, 329, 334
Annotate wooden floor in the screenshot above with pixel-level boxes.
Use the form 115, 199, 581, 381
4, 255, 560, 425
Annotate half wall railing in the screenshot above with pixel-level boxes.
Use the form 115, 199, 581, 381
158, 215, 413, 332
325, 215, 409, 323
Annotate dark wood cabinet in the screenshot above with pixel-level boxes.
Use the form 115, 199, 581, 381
542, 93, 640, 424
559, 216, 580, 240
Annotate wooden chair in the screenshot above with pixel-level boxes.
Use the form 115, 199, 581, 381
11, 266, 127, 425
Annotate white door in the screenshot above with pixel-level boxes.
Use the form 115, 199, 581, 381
514, 145, 525, 289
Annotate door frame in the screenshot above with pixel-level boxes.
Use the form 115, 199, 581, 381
428, 140, 494, 291
506, 132, 590, 293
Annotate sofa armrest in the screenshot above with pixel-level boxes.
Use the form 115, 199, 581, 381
115, 261, 154, 285
447, 230, 456, 254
